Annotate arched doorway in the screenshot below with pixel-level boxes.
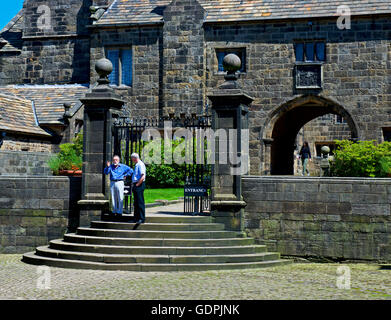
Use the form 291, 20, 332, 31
262, 95, 359, 175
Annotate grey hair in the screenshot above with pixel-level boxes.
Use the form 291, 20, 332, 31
130, 153, 140, 159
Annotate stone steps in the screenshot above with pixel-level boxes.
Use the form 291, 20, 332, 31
91, 221, 226, 231
76, 227, 242, 239
48, 240, 268, 255
22, 214, 291, 271
122, 216, 213, 224
35, 246, 281, 264
23, 252, 290, 272
63, 233, 255, 247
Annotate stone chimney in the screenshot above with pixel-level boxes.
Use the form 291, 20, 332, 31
162, 0, 206, 117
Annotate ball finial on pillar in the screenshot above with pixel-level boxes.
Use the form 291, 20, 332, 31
95, 58, 113, 85
223, 53, 241, 81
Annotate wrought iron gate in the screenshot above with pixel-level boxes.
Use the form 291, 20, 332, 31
112, 114, 211, 216
112, 117, 158, 214
182, 115, 211, 215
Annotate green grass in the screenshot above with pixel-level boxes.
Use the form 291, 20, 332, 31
144, 188, 184, 204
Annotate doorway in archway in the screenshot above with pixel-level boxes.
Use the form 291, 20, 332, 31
265, 96, 358, 175
293, 114, 352, 176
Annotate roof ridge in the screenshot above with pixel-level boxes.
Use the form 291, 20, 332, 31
0, 9, 23, 35
95, 0, 391, 26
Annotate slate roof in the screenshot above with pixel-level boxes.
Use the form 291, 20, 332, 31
96, 0, 391, 26
0, 94, 51, 137
0, 10, 23, 53
0, 85, 89, 125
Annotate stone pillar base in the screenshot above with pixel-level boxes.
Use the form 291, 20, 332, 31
78, 199, 109, 227
211, 200, 247, 232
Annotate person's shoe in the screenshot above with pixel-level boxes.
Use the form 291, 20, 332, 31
136, 220, 145, 224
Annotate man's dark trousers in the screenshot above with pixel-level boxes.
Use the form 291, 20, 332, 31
133, 182, 146, 222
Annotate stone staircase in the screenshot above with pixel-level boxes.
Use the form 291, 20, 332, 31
23, 215, 291, 271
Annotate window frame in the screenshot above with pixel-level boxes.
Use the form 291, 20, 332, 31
382, 127, 391, 142
105, 46, 133, 88
315, 141, 336, 158
294, 40, 326, 64
335, 115, 347, 124
215, 47, 247, 74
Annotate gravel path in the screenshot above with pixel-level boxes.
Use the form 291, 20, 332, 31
0, 255, 389, 300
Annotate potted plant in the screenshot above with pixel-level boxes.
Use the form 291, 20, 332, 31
48, 134, 83, 176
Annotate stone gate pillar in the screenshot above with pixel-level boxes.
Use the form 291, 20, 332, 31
77, 59, 125, 226
207, 54, 254, 231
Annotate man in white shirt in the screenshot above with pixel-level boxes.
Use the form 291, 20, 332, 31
131, 153, 146, 224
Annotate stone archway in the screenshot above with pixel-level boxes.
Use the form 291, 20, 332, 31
261, 95, 359, 175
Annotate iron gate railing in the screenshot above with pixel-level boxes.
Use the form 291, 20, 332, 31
111, 114, 211, 215
112, 117, 159, 214
182, 115, 211, 215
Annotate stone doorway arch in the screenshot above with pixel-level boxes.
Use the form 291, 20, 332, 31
261, 95, 359, 175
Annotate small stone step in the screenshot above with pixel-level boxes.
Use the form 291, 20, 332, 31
35, 246, 280, 264
49, 239, 267, 255
76, 227, 240, 239
63, 233, 255, 247
22, 252, 292, 272
136, 216, 213, 224
91, 221, 225, 231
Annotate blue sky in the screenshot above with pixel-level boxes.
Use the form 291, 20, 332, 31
0, 1, 24, 30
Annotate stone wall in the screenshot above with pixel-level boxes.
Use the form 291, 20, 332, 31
205, 16, 390, 175
162, 0, 206, 115
0, 176, 81, 253
242, 176, 391, 262
0, 151, 53, 176
0, 0, 91, 85
90, 15, 390, 175
2, 4, 390, 176
90, 26, 162, 118
0, 134, 54, 153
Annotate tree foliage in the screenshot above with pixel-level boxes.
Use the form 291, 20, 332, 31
330, 140, 391, 177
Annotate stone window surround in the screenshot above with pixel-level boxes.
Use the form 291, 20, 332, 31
104, 45, 134, 88
314, 141, 337, 157
335, 114, 347, 124
209, 43, 250, 77
215, 47, 247, 74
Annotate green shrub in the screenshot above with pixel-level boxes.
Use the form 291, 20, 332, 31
146, 163, 186, 188
119, 136, 209, 188
48, 133, 83, 175
143, 138, 187, 188
330, 140, 391, 177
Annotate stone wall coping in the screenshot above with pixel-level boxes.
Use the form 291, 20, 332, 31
243, 176, 391, 184
0, 176, 68, 181
0, 150, 52, 156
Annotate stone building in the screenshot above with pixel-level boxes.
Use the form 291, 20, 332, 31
0, 0, 390, 176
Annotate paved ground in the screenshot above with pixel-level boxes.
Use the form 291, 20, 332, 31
0, 254, 389, 300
